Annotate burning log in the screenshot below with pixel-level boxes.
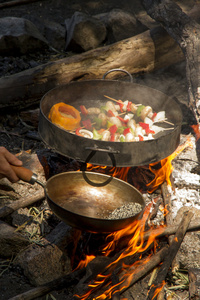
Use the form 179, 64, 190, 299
0, 26, 183, 111
146, 210, 194, 300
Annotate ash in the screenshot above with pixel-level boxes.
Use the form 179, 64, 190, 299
169, 134, 200, 219
107, 202, 143, 219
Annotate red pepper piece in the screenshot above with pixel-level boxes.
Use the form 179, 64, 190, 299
139, 122, 155, 134
82, 119, 92, 130
107, 110, 115, 117
75, 127, 83, 136
117, 116, 129, 125
80, 105, 88, 116
109, 124, 118, 135
117, 100, 124, 112
152, 112, 157, 121
138, 135, 144, 141
110, 134, 115, 142
123, 127, 131, 136
126, 101, 132, 112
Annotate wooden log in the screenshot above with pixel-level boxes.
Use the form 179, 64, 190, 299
0, 220, 30, 257
188, 268, 200, 299
0, 0, 42, 9
0, 26, 184, 112
0, 190, 45, 218
146, 210, 194, 300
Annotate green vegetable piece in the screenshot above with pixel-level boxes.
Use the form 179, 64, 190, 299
107, 120, 114, 129
120, 135, 125, 142
100, 105, 108, 113
117, 126, 126, 134
93, 129, 102, 140
94, 117, 102, 130
136, 105, 145, 117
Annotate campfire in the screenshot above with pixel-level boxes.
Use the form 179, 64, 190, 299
0, 135, 199, 300
63, 137, 193, 300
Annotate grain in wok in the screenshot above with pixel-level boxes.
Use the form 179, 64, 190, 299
106, 202, 143, 220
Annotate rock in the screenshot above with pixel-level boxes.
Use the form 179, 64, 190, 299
0, 17, 49, 56
65, 11, 107, 52
96, 9, 148, 44
43, 19, 66, 51
14, 222, 75, 286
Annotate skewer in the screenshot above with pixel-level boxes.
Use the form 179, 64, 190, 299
154, 119, 174, 126
104, 94, 141, 106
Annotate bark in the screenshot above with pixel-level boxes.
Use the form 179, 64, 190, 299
143, 0, 200, 124
0, 26, 184, 111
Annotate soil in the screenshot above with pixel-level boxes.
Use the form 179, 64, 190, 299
0, 1, 199, 300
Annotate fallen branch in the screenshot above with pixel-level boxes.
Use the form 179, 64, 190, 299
0, 26, 184, 111
0, 0, 43, 9
0, 190, 45, 218
146, 210, 194, 300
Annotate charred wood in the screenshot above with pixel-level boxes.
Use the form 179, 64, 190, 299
188, 268, 200, 299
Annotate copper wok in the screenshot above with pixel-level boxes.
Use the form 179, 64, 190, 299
38, 69, 183, 167
11, 166, 145, 233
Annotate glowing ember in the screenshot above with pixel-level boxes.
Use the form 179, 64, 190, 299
191, 124, 200, 141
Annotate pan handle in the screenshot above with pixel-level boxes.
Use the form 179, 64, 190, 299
11, 165, 44, 187
81, 150, 116, 186
102, 68, 133, 83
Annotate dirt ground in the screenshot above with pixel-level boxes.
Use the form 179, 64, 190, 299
0, 1, 199, 300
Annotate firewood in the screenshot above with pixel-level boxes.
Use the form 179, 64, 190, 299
0, 190, 45, 218
146, 210, 194, 300
0, 221, 30, 257
188, 268, 200, 299
0, 26, 184, 112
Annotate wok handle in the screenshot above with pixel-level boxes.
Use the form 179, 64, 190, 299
11, 165, 43, 186
102, 68, 133, 82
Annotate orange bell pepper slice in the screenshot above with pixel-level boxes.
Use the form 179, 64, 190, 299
48, 102, 81, 131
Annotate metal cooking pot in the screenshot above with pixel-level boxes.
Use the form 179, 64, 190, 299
38, 69, 182, 167
11, 166, 145, 233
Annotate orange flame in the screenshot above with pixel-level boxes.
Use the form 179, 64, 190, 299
151, 280, 166, 299
75, 203, 165, 299
86, 163, 131, 181
147, 137, 193, 193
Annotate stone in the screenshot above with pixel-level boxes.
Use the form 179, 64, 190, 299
0, 17, 49, 55
14, 222, 75, 286
65, 11, 107, 52
95, 9, 148, 44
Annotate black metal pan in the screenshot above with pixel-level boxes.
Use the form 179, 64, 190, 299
38, 70, 182, 167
